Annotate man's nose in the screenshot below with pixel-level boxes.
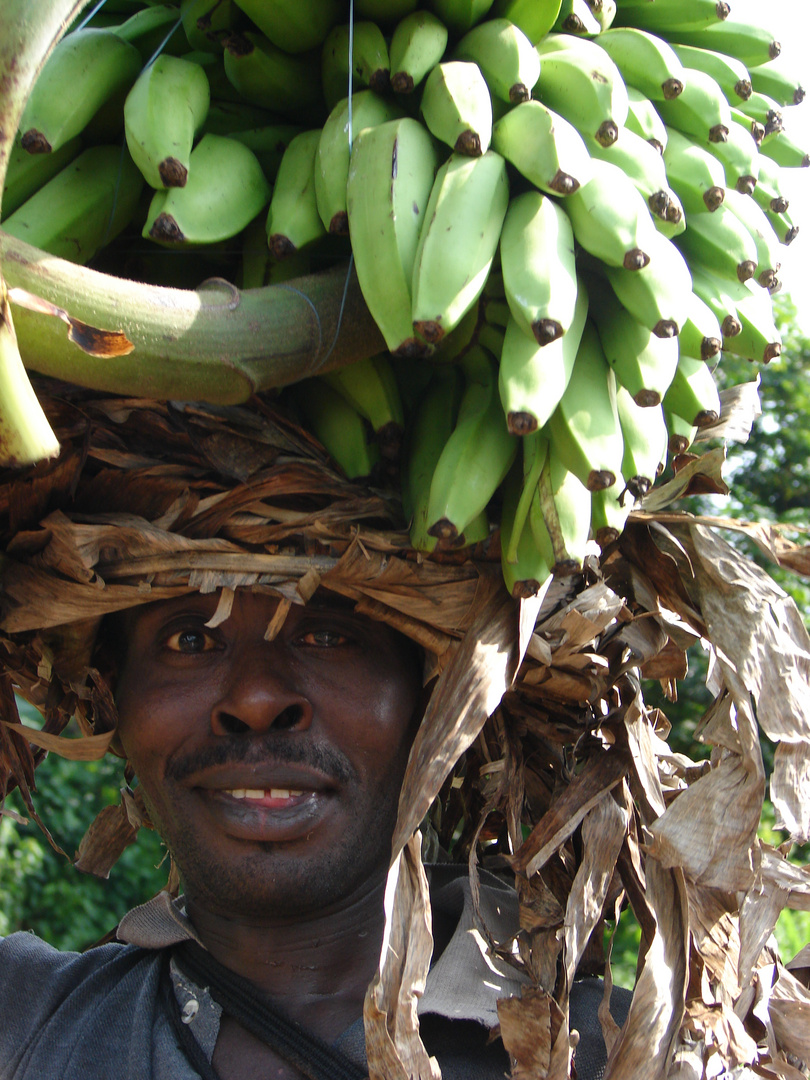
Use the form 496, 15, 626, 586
209, 645, 313, 736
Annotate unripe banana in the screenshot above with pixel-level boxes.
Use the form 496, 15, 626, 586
675, 203, 759, 285
233, 0, 341, 54
759, 129, 810, 169
500, 453, 553, 599
535, 33, 629, 147
737, 91, 783, 134
144, 133, 270, 245
411, 150, 509, 345
704, 118, 760, 194
665, 15, 782, 68
347, 117, 439, 357
722, 188, 783, 289
662, 127, 726, 213
498, 276, 589, 435
689, 266, 743, 340
389, 11, 449, 95
590, 474, 631, 547
590, 293, 679, 406
355, 0, 420, 25
547, 320, 625, 492
113, 5, 185, 63
616, 387, 667, 500
321, 21, 390, 111
180, 0, 236, 53
500, 190, 578, 346
426, 345, 518, 543
266, 129, 325, 258
124, 54, 211, 189
752, 154, 791, 215
227, 124, 303, 181
492, 99, 593, 196
749, 56, 805, 108
625, 87, 668, 151
428, 0, 495, 36
562, 157, 658, 270
678, 291, 723, 362
534, 446, 593, 569
662, 353, 721, 428
2, 137, 82, 219
670, 42, 753, 103
405, 366, 463, 551
19, 28, 143, 155
293, 378, 380, 480
587, 127, 680, 229
223, 30, 322, 121
656, 69, 732, 144
315, 92, 403, 235
612, 0, 731, 34
664, 410, 697, 457
490, 0, 563, 44
420, 61, 492, 156
596, 27, 686, 102
453, 18, 539, 105
605, 230, 693, 338
323, 353, 405, 460
709, 277, 782, 364
553, 0, 601, 36
4, 145, 143, 265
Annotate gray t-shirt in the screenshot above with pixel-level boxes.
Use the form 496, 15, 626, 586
0, 866, 629, 1079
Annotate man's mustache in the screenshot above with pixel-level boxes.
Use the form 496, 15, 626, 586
165, 734, 356, 786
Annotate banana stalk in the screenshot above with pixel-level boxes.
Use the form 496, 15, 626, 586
0, 0, 383, 416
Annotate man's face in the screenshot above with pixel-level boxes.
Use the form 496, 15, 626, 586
113, 589, 424, 921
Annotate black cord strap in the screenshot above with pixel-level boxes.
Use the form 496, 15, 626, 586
170, 940, 368, 1080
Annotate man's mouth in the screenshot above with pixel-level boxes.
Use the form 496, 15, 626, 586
226, 788, 305, 800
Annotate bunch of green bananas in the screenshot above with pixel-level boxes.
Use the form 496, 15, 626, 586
1, 0, 807, 597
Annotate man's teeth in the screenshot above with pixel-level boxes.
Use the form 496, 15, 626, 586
227, 788, 304, 800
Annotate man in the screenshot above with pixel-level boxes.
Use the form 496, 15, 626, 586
0, 583, 627, 1080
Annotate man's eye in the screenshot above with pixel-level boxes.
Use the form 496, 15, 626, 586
163, 629, 217, 653
298, 628, 349, 647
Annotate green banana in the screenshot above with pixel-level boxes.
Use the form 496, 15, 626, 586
596, 27, 686, 102
604, 229, 693, 338
355, 0, 421, 25
590, 475, 631, 546
553, 0, 601, 35
490, 0, 563, 44
0, 285, 61, 467
670, 42, 753, 103
321, 21, 390, 111
722, 188, 783, 289
704, 118, 760, 194
113, 4, 185, 62
616, 386, 667, 499
231, 0, 341, 53
315, 91, 402, 235
665, 15, 782, 68
405, 366, 463, 551
222, 30, 322, 121
498, 276, 588, 435
664, 410, 697, 457
612, 0, 731, 34
625, 86, 668, 150
535, 33, 629, 146
662, 126, 726, 212
587, 127, 681, 229
420, 61, 493, 156
411, 150, 509, 346
453, 18, 540, 105
759, 128, 810, 169
203, 99, 280, 135
180, 0, 236, 52
710, 276, 783, 364
547, 320, 625, 492
737, 90, 784, 133
591, 292, 679, 406
534, 445, 593, 568
347, 116, 439, 357
227, 123, 303, 181
427, 0, 495, 36
662, 353, 721, 428
678, 291, 723, 362
749, 56, 805, 108
500, 459, 552, 600
426, 344, 518, 543
491, 99, 594, 196
389, 11, 449, 95
239, 213, 310, 289
266, 129, 325, 258
124, 54, 211, 189
592, 0, 618, 32
655, 68, 731, 144
3, 144, 143, 265
752, 154, 791, 215
562, 157, 658, 269
675, 203, 759, 285
501, 428, 548, 563
323, 353, 405, 460
730, 105, 765, 147
689, 265, 743, 340
499, 189, 578, 346
144, 133, 270, 245
293, 378, 380, 480
19, 28, 143, 155
2, 136, 82, 219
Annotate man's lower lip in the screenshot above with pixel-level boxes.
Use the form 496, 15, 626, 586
199, 788, 328, 840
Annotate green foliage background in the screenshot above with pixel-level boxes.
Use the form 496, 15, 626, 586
1, 299, 809, 983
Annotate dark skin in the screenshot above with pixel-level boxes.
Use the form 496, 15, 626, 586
112, 588, 427, 1080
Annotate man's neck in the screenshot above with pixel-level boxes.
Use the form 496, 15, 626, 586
185, 883, 387, 1042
